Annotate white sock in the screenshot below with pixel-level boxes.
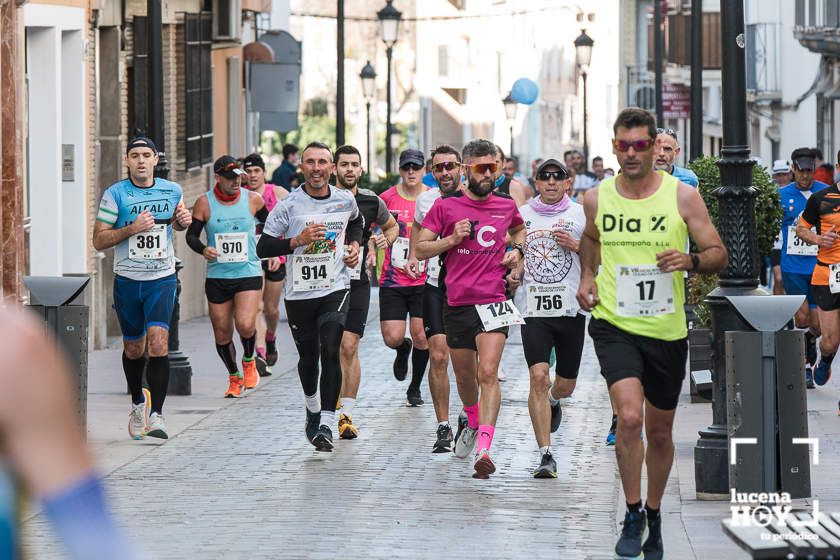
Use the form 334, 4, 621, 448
340, 397, 356, 417
548, 384, 560, 406
540, 445, 551, 456
438, 420, 450, 428
320, 410, 336, 427
305, 393, 320, 413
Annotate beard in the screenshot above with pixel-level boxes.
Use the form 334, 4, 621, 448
337, 173, 358, 189
467, 175, 494, 196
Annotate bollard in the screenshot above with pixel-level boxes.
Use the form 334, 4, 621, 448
167, 258, 193, 395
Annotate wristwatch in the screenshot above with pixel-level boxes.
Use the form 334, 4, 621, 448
690, 253, 700, 271
512, 243, 525, 258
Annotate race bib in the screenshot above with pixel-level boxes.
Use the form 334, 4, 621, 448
214, 232, 248, 263
427, 257, 440, 281
348, 254, 362, 281
128, 224, 168, 260
390, 237, 410, 269
292, 253, 335, 292
475, 299, 525, 331
526, 283, 578, 317
786, 226, 818, 256
830, 264, 840, 294
615, 264, 674, 317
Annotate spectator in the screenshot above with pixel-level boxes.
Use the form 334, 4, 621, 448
812, 148, 834, 185
653, 127, 699, 187
592, 156, 605, 182
565, 149, 597, 196
270, 143, 299, 191
528, 158, 544, 189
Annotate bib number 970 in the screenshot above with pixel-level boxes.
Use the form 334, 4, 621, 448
215, 232, 248, 263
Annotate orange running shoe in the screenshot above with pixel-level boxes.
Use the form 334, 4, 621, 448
243, 359, 259, 390
338, 413, 359, 439
224, 374, 244, 398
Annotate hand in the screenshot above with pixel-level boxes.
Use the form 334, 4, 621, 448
554, 230, 579, 252
267, 257, 281, 272
343, 242, 360, 268
174, 204, 192, 228
405, 257, 421, 280
501, 248, 521, 269
295, 223, 327, 247
449, 218, 472, 244
819, 230, 838, 248
366, 248, 377, 270
656, 249, 691, 273
576, 276, 599, 311
373, 233, 390, 250
506, 270, 522, 291
131, 210, 155, 234
202, 247, 219, 261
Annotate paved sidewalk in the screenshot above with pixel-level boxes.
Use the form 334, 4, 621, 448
22, 289, 840, 558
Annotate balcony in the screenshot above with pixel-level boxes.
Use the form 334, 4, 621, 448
647, 11, 721, 70
746, 23, 781, 100
794, 0, 840, 55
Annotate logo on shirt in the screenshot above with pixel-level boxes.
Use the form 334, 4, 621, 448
476, 225, 497, 248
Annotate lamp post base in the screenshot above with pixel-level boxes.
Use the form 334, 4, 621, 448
167, 350, 192, 395
694, 425, 729, 499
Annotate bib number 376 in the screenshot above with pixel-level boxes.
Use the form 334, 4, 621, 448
615, 264, 674, 317
292, 253, 334, 292
129, 224, 168, 260
475, 299, 525, 331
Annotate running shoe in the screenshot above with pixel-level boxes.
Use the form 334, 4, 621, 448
312, 425, 334, 452
472, 448, 496, 479
128, 399, 147, 440
453, 411, 468, 452
224, 374, 244, 398
243, 359, 259, 390
338, 413, 359, 440
305, 409, 320, 444
453, 425, 478, 459
266, 339, 278, 366
550, 401, 562, 433
606, 414, 617, 446
497, 367, 507, 382
256, 354, 271, 377
615, 508, 646, 558
642, 515, 663, 560
146, 412, 168, 439
806, 365, 815, 389
393, 337, 412, 381
406, 386, 424, 407
533, 451, 557, 479
432, 423, 453, 453
814, 360, 832, 386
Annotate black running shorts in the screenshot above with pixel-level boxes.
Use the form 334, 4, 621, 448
344, 279, 371, 337
379, 285, 424, 321
521, 314, 586, 378
588, 317, 688, 410
769, 249, 781, 268
284, 290, 350, 345
422, 283, 446, 337
205, 276, 263, 304
443, 303, 508, 351
262, 261, 286, 282
812, 285, 840, 311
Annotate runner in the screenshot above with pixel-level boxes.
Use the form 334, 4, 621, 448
186, 155, 269, 397
256, 142, 363, 451
779, 147, 828, 387
494, 145, 531, 207
242, 153, 288, 368
508, 158, 586, 478
333, 145, 398, 439
93, 136, 192, 440
379, 149, 431, 406
576, 108, 727, 559
416, 138, 526, 478
406, 144, 463, 452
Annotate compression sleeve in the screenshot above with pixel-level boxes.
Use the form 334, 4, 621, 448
185, 218, 207, 255
255, 206, 270, 224
257, 233, 294, 258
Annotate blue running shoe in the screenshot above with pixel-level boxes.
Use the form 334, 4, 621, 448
806, 366, 815, 389
814, 360, 832, 386
606, 414, 617, 446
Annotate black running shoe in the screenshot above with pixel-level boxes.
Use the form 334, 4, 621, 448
615, 509, 646, 558
642, 515, 663, 560
550, 401, 562, 433
533, 451, 557, 479
266, 339, 278, 366
256, 355, 272, 377
312, 425, 334, 452
305, 409, 320, 444
806, 365, 815, 389
406, 386, 424, 407
393, 338, 412, 381
433, 423, 453, 453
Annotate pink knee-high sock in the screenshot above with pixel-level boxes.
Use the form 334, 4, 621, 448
464, 404, 479, 429
477, 425, 495, 451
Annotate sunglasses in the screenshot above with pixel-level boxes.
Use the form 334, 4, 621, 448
537, 170, 568, 181
469, 162, 499, 174
656, 127, 678, 139
432, 161, 461, 173
613, 138, 655, 153
400, 163, 423, 172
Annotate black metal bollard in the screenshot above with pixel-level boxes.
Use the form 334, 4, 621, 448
167, 258, 193, 395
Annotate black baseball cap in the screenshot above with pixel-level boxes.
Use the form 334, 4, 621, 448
126, 136, 158, 154
214, 155, 246, 179
399, 149, 425, 169
241, 153, 266, 170
535, 158, 569, 178
791, 148, 816, 171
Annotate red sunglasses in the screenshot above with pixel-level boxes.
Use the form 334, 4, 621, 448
613, 138, 655, 153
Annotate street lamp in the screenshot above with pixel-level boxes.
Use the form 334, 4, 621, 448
574, 28, 594, 166
378, 0, 402, 175
389, 124, 401, 172
360, 60, 377, 173
502, 93, 517, 158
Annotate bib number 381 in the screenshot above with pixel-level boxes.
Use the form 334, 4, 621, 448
615, 264, 674, 317
129, 224, 168, 260
292, 253, 334, 292
475, 299, 525, 331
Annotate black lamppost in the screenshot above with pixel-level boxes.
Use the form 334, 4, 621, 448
147, 0, 169, 179
502, 93, 517, 158
574, 28, 594, 166
336, 0, 345, 146
693, 0, 761, 499
360, 60, 377, 173
377, 0, 402, 175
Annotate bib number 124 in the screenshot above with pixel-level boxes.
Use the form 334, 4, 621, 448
475, 299, 525, 330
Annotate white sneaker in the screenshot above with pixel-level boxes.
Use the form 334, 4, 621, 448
128, 400, 147, 440
146, 412, 169, 439
453, 426, 478, 459
497, 367, 507, 382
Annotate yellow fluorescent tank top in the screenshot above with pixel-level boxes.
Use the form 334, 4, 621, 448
592, 171, 688, 341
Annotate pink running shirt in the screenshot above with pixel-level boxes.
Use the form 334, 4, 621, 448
379, 185, 429, 288
422, 192, 524, 306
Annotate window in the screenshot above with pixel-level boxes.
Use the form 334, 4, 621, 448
212, 0, 241, 41
438, 45, 449, 77
185, 12, 213, 169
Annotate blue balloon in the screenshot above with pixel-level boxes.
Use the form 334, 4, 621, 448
511, 78, 539, 105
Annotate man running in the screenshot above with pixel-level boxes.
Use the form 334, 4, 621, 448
780, 147, 828, 386
93, 136, 192, 440
333, 145, 398, 439
379, 149, 430, 406
257, 142, 363, 451
242, 153, 288, 368
406, 144, 462, 452
653, 127, 699, 187
577, 108, 727, 559
417, 138, 525, 479
509, 159, 586, 478
186, 155, 269, 397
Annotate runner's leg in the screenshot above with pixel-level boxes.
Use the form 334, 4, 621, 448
643, 402, 677, 510
610, 377, 646, 505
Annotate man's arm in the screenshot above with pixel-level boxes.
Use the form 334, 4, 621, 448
576, 188, 602, 311
673, 184, 728, 273
416, 220, 472, 260
92, 214, 154, 251
510, 179, 532, 207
